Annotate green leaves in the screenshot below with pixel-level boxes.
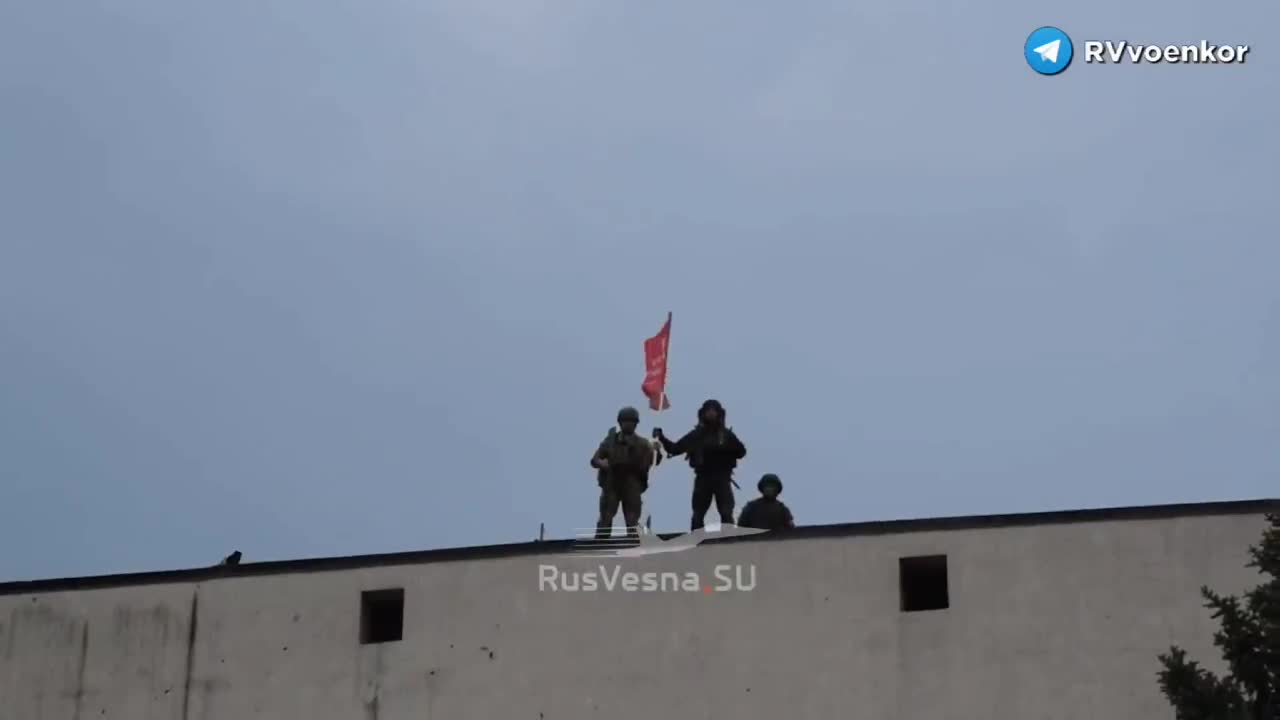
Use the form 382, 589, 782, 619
1158, 514, 1280, 720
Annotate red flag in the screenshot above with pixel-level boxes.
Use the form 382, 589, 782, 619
641, 313, 672, 411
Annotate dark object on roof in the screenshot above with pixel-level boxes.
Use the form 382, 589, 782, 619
1, 498, 1276, 596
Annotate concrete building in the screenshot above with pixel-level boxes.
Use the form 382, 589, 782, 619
2, 498, 1276, 720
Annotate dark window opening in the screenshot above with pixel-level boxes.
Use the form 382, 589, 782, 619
360, 588, 404, 644
899, 555, 949, 612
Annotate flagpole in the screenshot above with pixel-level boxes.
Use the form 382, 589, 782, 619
648, 386, 664, 540
651, 311, 671, 426
647, 313, 671, 536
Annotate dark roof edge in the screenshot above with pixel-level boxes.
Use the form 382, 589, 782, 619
3, 498, 1275, 596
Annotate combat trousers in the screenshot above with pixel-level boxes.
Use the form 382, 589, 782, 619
691, 473, 735, 530
596, 475, 644, 540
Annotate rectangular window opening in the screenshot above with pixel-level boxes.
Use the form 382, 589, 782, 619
899, 555, 949, 612
360, 588, 404, 644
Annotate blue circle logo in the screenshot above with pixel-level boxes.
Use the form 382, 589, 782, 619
1025, 27, 1073, 75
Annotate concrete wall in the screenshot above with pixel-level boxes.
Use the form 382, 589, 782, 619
1, 511, 1267, 720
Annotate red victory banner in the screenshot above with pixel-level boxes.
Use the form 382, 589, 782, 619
641, 312, 672, 411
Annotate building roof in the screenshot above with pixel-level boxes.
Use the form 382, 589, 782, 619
2, 498, 1276, 596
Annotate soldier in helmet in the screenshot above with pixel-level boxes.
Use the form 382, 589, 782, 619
737, 474, 795, 531
653, 398, 747, 530
590, 406, 657, 541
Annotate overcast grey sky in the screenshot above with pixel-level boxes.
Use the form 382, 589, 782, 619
1, 1, 1276, 582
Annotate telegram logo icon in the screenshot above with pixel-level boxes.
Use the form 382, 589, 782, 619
1025, 27, 1074, 75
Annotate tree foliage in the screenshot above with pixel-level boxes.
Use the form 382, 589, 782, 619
1158, 513, 1280, 720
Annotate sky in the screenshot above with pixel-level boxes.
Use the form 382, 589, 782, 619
1, 1, 1276, 582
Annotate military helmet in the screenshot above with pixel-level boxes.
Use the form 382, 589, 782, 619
698, 398, 725, 422
758, 473, 783, 493
617, 406, 640, 423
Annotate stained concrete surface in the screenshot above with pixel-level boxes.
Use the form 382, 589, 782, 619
0, 508, 1268, 720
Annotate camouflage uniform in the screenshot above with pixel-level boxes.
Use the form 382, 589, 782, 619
591, 407, 655, 540
738, 474, 795, 531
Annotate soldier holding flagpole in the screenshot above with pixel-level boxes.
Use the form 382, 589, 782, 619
654, 399, 746, 531
642, 313, 747, 529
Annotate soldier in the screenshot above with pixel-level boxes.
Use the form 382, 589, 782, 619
738, 474, 795, 531
590, 406, 657, 541
653, 399, 746, 531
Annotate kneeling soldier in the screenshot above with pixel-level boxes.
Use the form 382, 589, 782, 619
737, 474, 795, 531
